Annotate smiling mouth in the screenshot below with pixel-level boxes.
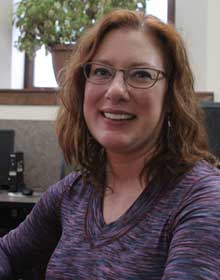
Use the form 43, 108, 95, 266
103, 112, 136, 121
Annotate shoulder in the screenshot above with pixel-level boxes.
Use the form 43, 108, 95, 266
180, 160, 220, 195
167, 161, 220, 208
170, 161, 220, 228
163, 161, 220, 278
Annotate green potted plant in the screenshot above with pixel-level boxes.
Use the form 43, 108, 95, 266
14, 0, 146, 82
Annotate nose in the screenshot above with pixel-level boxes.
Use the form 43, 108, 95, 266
104, 71, 130, 102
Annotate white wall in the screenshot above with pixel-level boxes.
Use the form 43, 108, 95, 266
206, 0, 220, 101
175, 0, 207, 91
175, 0, 220, 101
0, 0, 12, 88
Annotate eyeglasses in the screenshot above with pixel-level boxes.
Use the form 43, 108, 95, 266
83, 62, 166, 89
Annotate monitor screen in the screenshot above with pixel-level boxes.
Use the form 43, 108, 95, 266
0, 130, 15, 187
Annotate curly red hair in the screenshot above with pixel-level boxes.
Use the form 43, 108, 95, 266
56, 9, 216, 189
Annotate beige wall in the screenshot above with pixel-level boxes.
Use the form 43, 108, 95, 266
0, 105, 58, 121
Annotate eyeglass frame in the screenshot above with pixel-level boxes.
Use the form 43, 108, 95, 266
82, 62, 166, 90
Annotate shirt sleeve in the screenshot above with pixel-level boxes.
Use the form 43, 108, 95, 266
0, 172, 77, 279
162, 174, 220, 280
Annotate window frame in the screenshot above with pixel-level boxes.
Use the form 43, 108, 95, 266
168, 0, 175, 22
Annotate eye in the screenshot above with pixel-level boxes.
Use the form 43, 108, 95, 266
129, 69, 155, 82
90, 65, 112, 79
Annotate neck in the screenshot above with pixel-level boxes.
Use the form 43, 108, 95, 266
106, 149, 154, 192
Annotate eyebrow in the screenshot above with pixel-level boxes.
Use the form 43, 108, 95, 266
92, 59, 163, 70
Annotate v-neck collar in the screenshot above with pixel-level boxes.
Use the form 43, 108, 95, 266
85, 179, 160, 248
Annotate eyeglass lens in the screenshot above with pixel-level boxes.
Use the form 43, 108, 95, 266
84, 63, 164, 89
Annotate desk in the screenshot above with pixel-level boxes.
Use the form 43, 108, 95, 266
0, 191, 40, 206
0, 191, 43, 279
0, 191, 42, 235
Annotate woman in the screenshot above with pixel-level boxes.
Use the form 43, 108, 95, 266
1, 9, 220, 280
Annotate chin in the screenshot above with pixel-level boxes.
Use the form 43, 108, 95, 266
100, 138, 136, 154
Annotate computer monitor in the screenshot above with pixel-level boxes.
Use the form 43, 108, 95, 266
201, 102, 220, 158
0, 130, 15, 187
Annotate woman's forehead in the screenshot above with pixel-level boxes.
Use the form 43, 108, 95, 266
92, 28, 165, 70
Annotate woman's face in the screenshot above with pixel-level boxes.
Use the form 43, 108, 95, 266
83, 28, 167, 158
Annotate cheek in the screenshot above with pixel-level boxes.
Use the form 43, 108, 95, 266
138, 94, 162, 113
83, 82, 106, 117
146, 85, 166, 111
84, 83, 102, 105
138, 89, 166, 123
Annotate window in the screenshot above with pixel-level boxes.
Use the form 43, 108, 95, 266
34, 47, 57, 88
147, 0, 168, 23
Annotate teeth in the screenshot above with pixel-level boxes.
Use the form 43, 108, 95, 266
104, 112, 134, 120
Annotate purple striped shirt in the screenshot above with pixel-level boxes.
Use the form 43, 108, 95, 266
1, 160, 220, 279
